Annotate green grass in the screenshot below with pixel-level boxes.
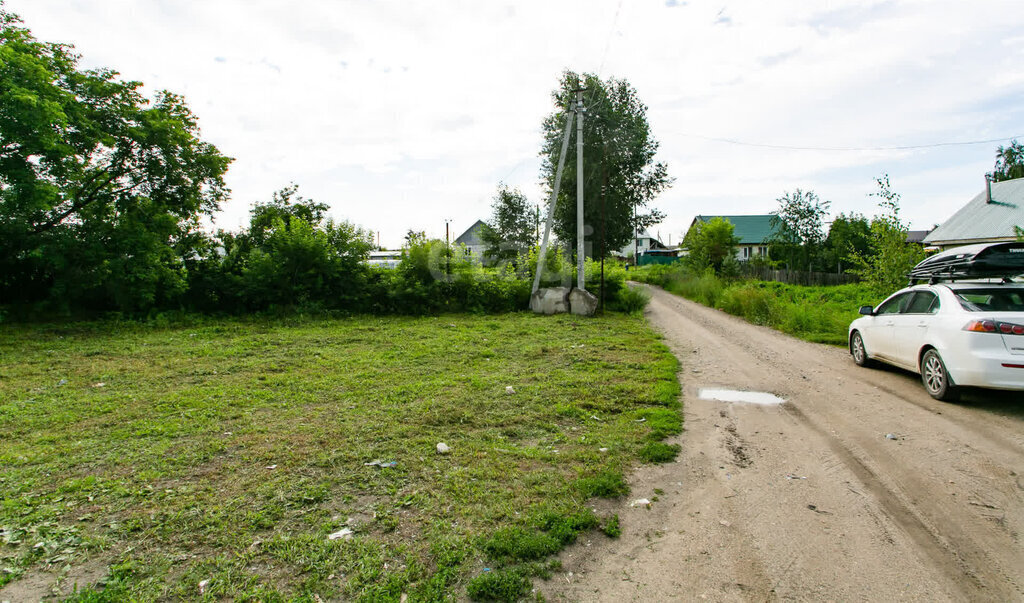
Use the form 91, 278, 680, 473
0, 313, 680, 601
632, 265, 880, 345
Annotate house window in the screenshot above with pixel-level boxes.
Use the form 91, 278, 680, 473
742, 247, 750, 259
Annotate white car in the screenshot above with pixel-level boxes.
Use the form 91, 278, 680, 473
848, 281, 1024, 401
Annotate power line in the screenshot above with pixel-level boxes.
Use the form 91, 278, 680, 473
598, 0, 623, 76
666, 132, 1023, 152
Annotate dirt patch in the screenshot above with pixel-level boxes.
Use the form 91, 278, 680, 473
0, 555, 109, 602
539, 286, 1024, 602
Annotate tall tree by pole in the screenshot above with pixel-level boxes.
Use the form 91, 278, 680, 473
540, 70, 671, 263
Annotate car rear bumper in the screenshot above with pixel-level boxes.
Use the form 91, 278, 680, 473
949, 353, 1024, 390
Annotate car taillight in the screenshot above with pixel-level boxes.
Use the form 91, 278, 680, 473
964, 320, 1024, 334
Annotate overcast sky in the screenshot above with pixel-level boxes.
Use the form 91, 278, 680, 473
7, 0, 1024, 248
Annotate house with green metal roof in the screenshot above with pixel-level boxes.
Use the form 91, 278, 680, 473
923, 177, 1024, 249
687, 214, 780, 261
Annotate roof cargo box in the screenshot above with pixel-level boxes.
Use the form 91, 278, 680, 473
909, 242, 1024, 283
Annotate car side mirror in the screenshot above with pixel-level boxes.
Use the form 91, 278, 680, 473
859, 305, 875, 316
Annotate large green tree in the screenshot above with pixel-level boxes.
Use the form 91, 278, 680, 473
823, 213, 871, 274
768, 189, 830, 272
989, 139, 1023, 182
683, 217, 739, 274
480, 184, 537, 266
0, 8, 231, 311
540, 71, 670, 260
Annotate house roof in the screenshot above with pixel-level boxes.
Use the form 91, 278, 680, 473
923, 177, 1024, 246
690, 214, 778, 245
906, 230, 931, 244
454, 220, 487, 246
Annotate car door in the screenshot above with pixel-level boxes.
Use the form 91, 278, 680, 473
893, 290, 940, 370
863, 292, 913, 361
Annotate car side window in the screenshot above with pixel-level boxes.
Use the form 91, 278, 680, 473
905, 291, 939, 314
876, 292, 911, 315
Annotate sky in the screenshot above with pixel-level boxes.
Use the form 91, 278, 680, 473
6, 0, 1024, 249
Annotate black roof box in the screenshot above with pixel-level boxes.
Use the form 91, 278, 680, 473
908, 242, 1024, 283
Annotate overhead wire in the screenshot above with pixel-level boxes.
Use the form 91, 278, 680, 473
663, 132, 1024, 152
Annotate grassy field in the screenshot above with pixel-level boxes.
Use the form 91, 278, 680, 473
0, 313, 680, 601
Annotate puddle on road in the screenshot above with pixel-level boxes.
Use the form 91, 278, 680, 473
698, 388, 785, 405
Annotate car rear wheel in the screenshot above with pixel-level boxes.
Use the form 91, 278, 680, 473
850, 331, 873, 367
921, 349, 959, 401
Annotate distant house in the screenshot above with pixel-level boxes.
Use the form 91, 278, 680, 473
617, 231, 666, 258
906, 230, 932, 245
924, 177, 1024, 249
454, 220, 488, 260
687, 215, 779, 261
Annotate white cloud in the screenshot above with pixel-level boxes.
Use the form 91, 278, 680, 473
7, 0, 1024, 246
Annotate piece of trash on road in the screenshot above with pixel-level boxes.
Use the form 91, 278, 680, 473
57, 379, 68, 386
436, 442, 451, 454
265, 465, 277, 470
599, 447, 609, 453
505, 386, 516, 394
885, 433, 898, 440
719, 520, 731, 527
630, 498, 651, 508
198, 579, 210, 595
91, 382, 105, 388
328, 527, 354, 540
634, 418, 646, 423
785, 474, 807, 480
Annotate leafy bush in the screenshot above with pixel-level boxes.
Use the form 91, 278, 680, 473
610, 284, 651, 314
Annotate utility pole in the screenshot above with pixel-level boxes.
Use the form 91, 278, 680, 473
532, 105, 575, 295
445, 219, 452, 276
633, 203, 638, 267
576, 88, 585, 291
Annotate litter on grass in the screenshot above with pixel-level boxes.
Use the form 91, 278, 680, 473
364, 460, 398, 468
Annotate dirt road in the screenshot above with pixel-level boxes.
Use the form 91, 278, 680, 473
541, 285, 1024, 602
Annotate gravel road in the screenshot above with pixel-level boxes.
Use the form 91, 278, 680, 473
541, 284, 1024, 602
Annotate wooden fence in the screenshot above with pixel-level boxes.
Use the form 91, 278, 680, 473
739, 265, 860, 286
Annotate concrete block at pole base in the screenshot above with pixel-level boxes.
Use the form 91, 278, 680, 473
530, 287, 570, 315
568, 288, 599, 316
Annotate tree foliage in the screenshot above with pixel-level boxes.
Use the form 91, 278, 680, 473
480, 184, 537, 267
823, 213, 871, 274
848, 175, 926, 293
540, 71, 670, 259
683, 217, 739, 274
989, 139, 1024, 182
767, 189, 830, 272
0, 8, 231, 311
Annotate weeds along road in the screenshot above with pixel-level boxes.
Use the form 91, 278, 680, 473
542, 284, 1024, 602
